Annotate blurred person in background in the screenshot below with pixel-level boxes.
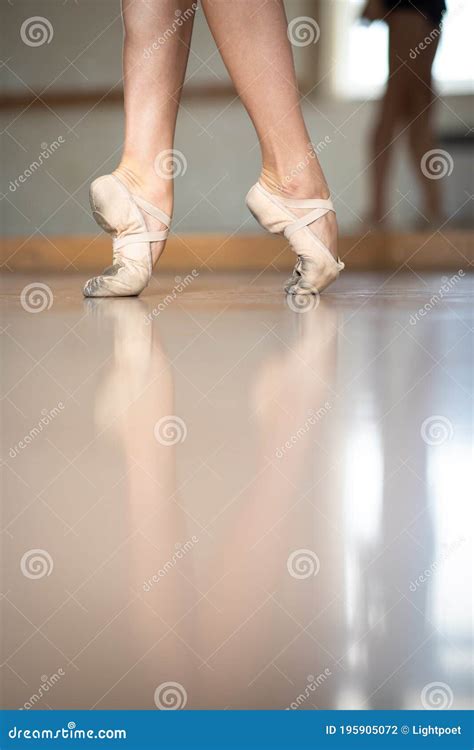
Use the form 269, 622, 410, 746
362, 0, 446, 228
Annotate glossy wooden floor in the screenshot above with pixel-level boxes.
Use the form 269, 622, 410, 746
1, 270, 472, 710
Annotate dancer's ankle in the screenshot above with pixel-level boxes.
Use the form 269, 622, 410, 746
260, 165, 330, 201
113, 161, 173, 213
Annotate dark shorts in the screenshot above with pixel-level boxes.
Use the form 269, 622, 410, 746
383, 0, 446, 27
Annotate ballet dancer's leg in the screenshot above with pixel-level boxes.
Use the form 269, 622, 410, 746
84, 0, 197, 296
201, 0, 341, 293
117, 0, 196, 235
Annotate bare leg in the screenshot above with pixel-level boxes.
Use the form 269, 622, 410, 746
201, 0, 337, 258
370, 16, 409, 224
401, 17, 442, 223
370, 12, 442, 225
370, 92, 403, 225
115, 0, 197, 262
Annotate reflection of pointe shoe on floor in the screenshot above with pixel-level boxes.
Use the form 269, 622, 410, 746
246, 181, 344, 295
83, 174, 170, 298
90, 299, 163, 431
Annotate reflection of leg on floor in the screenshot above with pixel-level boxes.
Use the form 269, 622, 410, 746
89, 299, 196, 703
194, 304, 344, 708
362, 316, 435, 708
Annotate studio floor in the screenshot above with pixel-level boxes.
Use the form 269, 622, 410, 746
1, 270, 472, 710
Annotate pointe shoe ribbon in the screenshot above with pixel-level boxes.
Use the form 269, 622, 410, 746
84, 174, 171, 298
246, 181, 344, 295
111, 194, 170, 253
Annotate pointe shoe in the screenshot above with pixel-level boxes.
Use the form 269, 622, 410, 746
246, 181, 344, 295
83, 174, 171, 297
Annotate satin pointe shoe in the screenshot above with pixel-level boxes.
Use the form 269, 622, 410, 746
246, 181, 344, 295
83, 174, 170, 297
